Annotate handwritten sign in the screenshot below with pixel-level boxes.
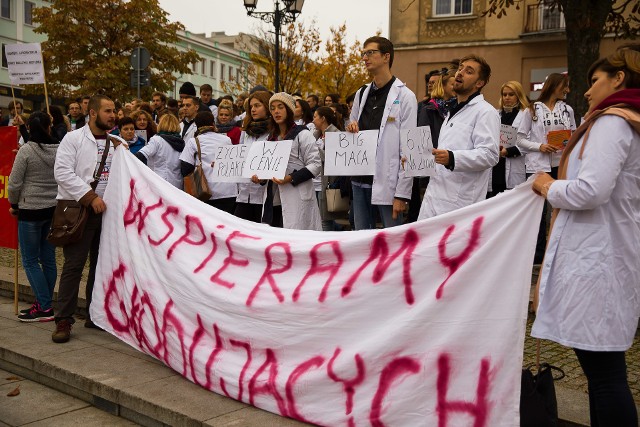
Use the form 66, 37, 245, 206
242, 139, 292, 180
324, 130, 378, 176
499, 124, 517, 148
92, 149, 545, 426
211, 144, 250, 183
5, 43, 45, 85
400, 126, 435, 177
134, 130, 148, 143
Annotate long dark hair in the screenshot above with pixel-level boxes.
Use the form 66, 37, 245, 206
315, 106, 344, 131
49, 105, 65, 126
296, 99, 313, 124
269, 103, 296, 138
531, 73, 569, 119
28, 111, 57, 147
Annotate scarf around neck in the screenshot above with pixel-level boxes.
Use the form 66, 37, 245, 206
245, 118, 270, 138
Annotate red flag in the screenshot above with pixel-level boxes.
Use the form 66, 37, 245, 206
0, 126, 18, 249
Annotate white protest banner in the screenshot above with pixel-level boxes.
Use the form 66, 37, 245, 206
211, 144, 250, 183
242, 139, 292, 180
5, 43, 46, 85
400, 126, 435, 177
500, 124, 518, 148
93, 148, 544, 426
324, 130, 377, 176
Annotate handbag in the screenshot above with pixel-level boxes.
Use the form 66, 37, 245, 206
47, 137, 111, 247
326, 188, 349, 212
520, 340, 565, 427
184, 137, 212, 202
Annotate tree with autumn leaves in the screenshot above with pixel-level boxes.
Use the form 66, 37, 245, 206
241, 21, 370, 100
33, 0, 199, 100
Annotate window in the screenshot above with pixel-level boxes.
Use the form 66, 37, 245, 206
210, 60, 216, 78
236, 68, 241, 84
228, 66, 233, 82
24, 0, 34, 25
1, 0, 11, 19
191, 62, 197, 73
201, 59, 206, 75
1, 44, 7, 68
433, 0, 472, 16
220, 63, 225, 81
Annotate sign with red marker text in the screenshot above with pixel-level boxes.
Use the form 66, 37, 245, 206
400, 126, 435, 177
499, 124, 517, 148
242, 139, 292, 180
92, 149, 544, 426
0, 127, 18, 249
324, 130, 378, 176
5, 43, 46, 85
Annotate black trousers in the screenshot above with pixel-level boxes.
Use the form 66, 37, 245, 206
205, 197, 236, 215
526, 167, 557, 263
234, 202, 263, 223
55, 211, 102, 323
574, 348, 638, 427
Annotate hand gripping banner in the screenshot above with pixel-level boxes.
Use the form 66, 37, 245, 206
92, 148, 544, 426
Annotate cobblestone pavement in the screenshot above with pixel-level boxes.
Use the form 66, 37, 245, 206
2, 248, 639, 405
523, 312, 640, 404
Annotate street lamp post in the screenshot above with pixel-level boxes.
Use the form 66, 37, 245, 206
243, 0, 305, 93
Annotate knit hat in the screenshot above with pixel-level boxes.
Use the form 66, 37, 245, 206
269, 92, 296, 113
179, 81, 196, 96
250, 84, 269, 94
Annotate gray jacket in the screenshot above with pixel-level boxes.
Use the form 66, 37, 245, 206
8, 141, 58, 210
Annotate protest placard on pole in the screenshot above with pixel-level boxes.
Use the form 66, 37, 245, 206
211, 144, 250, 183
242, 139, 292, 180
5, 43, 46, 85
499, 124, 518, 148
400, 126, 435, 177
324, 129, 378, 176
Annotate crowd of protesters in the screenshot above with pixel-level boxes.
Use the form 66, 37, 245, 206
3, 35, 640, 426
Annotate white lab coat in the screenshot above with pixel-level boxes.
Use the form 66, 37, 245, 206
418, 94, 500, 219
531, 115, 640, 351
54, 126, 117, 201
236, 131, 268, 204
180, 120, 196, 145
488, 109, 527, 192
516, 101, 576, 173
137, 135, 184, 189
179, 132, 238, 201
351, 78, 417, 205
276, 128, 322, 231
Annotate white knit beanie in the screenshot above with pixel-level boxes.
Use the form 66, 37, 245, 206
269, 92, 296, 114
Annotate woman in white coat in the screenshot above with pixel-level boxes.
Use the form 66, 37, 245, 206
254, 92, 322, 231
234, 90, 272, 223
487, 81, 529, 197
135, 114, 184, 189
516, 73, 576, 263
532, 45, 640, 427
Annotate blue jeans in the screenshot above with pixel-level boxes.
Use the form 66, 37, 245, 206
351, 183, 403, 230
18, 219, 57, 310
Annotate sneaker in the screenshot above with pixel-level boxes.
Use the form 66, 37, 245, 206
52, 319, 73, 343
19, 303, 37, 315
17, 306, 54, 323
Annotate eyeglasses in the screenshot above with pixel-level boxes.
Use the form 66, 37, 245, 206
361, 49, 381, 58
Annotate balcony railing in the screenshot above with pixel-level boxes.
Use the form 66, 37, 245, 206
523, 3, 566, 34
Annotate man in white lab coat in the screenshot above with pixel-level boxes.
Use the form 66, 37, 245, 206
418, 54, 500, 219
347, 36, 417, 230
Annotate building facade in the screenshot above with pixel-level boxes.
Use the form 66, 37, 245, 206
389, 0, 627, 106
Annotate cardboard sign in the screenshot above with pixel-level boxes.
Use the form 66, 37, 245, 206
499, 124, 518, 148
242, 139, 292, 180
134, 130, 147, 143
92, 148, 544, 426
324, 130, 378, 176
400, 126, 435, 177
0, 127, 18, 249
547, 129, 571, 150
5, 43, 46, 85
211, 144, 250, 183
